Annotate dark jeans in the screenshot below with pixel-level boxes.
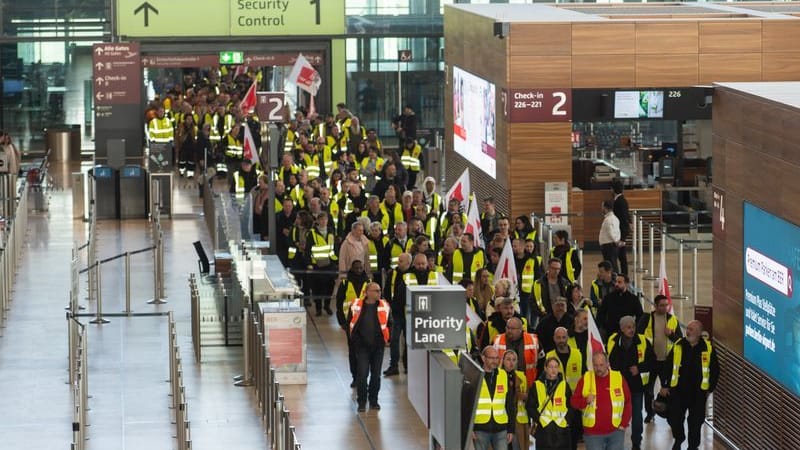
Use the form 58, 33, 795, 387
344, 329, 357, 382
618, 242, 629, 277
630, 389, 644, 446
601, 243, 619, 274
668, 390, 708, 450
644, 360, 667, 416
407, 171, 418, 190
519, 293, 533, 331
311, 270, 335, 312
355, 343, 385, 406
388, 310, 406, 369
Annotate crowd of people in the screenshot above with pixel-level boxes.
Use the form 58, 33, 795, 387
147, 69, 720, 449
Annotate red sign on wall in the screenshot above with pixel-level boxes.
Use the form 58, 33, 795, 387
506, 88, 572, 123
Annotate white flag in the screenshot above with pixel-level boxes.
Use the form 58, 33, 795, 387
658, 250, 674, 313
465, 194, 484, 248
286, 54, 322, 96
466, 304, 482, 333
585, 306, 606, 372
494, 237, 518, 294
242, 123, 259, 166
445, 168, 470, 213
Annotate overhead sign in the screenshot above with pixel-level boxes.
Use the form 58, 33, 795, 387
219, 51, 244, 65
93, 43, 141, 106
256, 92, 286, 122
142, 54, 220, 68
398, 50, 412, 62
506, 88, 572, 123
117, 0, 345, 37
406, 285, 466, 350
141, 53, 323, 68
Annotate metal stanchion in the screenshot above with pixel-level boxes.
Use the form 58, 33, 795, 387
642, 224, 657, 281
123, 252, 132, 314
235, 305, 253, 387
90, 264, 109, 324
148, 235, 166, 304
632, 211, 638, 280
158, 231, 166, 299
693, 247, 699, 307
674, 239, 688, 300
578, 248, 584, 289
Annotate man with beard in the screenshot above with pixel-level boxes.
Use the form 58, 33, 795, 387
546, 326, 585, 450
383, 252, 413, 376
597, 274, 643, 339
477, 296, 528, 350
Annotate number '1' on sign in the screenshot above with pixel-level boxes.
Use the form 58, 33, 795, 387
256, 92, 285, 122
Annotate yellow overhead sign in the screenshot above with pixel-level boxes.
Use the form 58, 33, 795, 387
117, 0, 345, 37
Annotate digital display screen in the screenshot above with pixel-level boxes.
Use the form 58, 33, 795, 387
614, 91, 664, 119
743, 202, 800, 396
453, 66, 496, 179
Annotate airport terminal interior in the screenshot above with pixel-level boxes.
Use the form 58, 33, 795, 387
2, 1, 800, 449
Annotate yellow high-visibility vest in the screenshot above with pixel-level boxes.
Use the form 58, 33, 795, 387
607, 333, 650, 385
670, 338, 713, 391
643, 314, 680, 355
451, 248, 486, 284
581, 370, 625, 428
148, 117, 173, 142
535, 379, 569, 428
546, 348, 583, 391
475, 370, 510, 425
401, 144, 422, 172
309, 229, 336, 266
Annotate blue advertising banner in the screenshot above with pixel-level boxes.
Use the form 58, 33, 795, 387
743, 202, 800, 396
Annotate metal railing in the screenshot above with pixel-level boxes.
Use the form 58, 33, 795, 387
0, 176, 28, 333
168, 310, 191, 450
68, 315, 88, 450
190, 273, 201, 363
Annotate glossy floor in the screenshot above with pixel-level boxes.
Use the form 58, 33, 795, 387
0, 162, 725, 450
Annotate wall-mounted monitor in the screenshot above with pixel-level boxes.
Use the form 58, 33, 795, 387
453, 66, 496, 179
614, 91, 664, 119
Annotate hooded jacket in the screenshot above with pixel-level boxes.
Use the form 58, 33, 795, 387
338, 231, 370, 275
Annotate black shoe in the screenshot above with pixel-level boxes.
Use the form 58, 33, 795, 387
324, 306, 333, 315
370, 403, 381, 410
383, 367, 399, 376
357, 403, 366, 412
350, 380, 356, 388
403, 366, 408, 374
644, 413, 654, 423
633, 445, 641, 450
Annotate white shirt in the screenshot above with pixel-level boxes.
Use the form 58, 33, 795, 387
599, 211, 621, 245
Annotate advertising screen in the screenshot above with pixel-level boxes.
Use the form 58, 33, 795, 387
743, 202, 800, 396
614, 91, 664, 119
453, 66, 496, 178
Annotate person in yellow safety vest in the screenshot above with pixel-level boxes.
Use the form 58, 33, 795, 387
527, 356, 574, 450
229, 159, 260, 196
314, 136, 335, 179
380, 188, 404, 235
347, 281, 392, 412
570, 352, 632, 447
512, 238, 542, 326
360, 146, 384, 193
366, 221, 389, 280
396, 253, 440, 373
659, 320, 718, 450
478, 297, 529, 350
302, 142, 326, 181
224, 123, 244, 163
439, 203, 468, 243
550, 229, 581, 284
547, 327, 585, 392
493, 317, 540, 388
336, 259, 370, 388
448, 233, 486, 284
590, 260, 616, 309
443, 326, 477, 366
400, 139, 422, 189
383, 252, 412, 375
326, 126, 348, 156
533, 258, 572, 318
307, 212, 338, 311
208, 105, 224, 145
414, 204, 438, 248
513, 215, 538, 245
501, 349, 531, 450
472, 346, 515, 449
365, 128, 382, 153
637, 294, 682, 423
335, 103, 353, 141
387, 222, 413, 269
148, 106, 174, 145
607, 315, 655, 450
422, 176, 444, 217
277, 153, 301, 185
361, 195, 385, 229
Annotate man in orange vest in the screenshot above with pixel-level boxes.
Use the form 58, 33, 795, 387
347, 281, 393, 412
493, 317, 540, 388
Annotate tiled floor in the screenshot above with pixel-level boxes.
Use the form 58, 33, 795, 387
0, 161, 727, 450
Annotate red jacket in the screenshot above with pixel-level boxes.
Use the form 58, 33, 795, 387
570, 371, 632, 435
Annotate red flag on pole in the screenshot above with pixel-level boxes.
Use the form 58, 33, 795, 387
586, 307, 606, 371
445, 168, 470, 213
242, 123, 259, 166
239, 79, 257, 115
658, 250, 673, 313
465, 194, 484, 249
287, 54, 322, 96
494, 237, 518, 295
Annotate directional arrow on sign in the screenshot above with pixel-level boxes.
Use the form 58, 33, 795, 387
94, 47, 104, 55
95, 77, 105, 86
245, 57, 253, 65
134, 1, 159, 27
96, 92, 105, 101
125, 52, 137, 59
95, 62, 104, 71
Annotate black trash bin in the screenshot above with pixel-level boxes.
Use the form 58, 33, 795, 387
90, 165, 118, 220
119, 165, 147, 219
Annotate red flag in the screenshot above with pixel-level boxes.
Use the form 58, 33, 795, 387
239, 80, 257, 115
586, 306, 606, 371
494, 238, 517, 294
287, 54, 322, 96
465, 194, 484, 248
658, 250, 673, 313
242, 123, 259, 166
445, 168, 470, 212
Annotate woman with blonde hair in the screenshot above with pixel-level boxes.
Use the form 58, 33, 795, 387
487, 277, 519, 317
473, 268, 494, 315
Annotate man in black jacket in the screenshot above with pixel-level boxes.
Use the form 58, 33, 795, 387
596, 273, 643, 340
612, 180, 631, 275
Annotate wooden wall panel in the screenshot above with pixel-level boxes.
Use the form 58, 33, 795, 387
699, 22, 762, 53
699, 53, 762, 84
572, 55, 635, 88
508, 56, 571, 88
572, 23, 635, 55
635, 22, 699, 54
763, 52, 800, 81
509, 24, 571, 56
762, 21, 800, 53
575, 188, 661, 246
507, 123, 572, 217
635, 54, 699, 87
